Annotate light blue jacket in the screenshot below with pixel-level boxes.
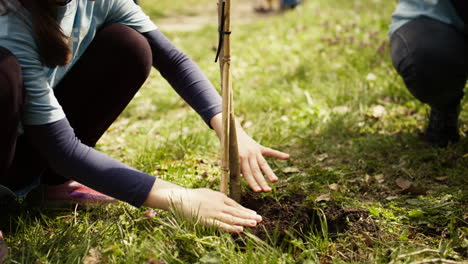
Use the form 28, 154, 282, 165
0, 0, 156, 126
390, 0, 464, 35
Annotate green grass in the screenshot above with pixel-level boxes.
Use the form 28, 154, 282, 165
2, 0, 467, 263
138, 0, 216, 19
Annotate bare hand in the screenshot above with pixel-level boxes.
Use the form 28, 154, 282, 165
170, 188, 262, 232
236, 128, 289, 192
144, 180, 262, 233
210, 113, 290, 193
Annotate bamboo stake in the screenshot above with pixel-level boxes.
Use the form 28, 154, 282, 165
217, 0, 241, 201
228, 112, 241, 202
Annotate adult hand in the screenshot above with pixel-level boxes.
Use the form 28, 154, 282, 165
144, 179, 262, 233
236, 127, 290, 192
210, 113, 290, 192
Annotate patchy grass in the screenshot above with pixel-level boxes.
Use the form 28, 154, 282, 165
138, 0, 216, 20
1, 0, 467, 263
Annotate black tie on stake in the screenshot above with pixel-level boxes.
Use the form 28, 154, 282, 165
215, 0, 232, 62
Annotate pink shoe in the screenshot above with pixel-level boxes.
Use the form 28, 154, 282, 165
41, 181, 117, 206
0, 231, 8, 264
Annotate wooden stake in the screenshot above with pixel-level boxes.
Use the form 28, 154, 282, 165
217, 0, 241, 201
228, 112, 241, 202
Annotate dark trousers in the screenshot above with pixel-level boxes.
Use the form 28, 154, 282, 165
390, 18, 468, 111
0, 24, 152, 190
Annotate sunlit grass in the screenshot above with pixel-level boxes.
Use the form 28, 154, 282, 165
1, 0, 467, 263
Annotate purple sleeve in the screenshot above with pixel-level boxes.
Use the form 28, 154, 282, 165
24, 119, 155, 207
142, 30, 222, 126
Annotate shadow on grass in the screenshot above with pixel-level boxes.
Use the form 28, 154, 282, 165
293, 112, 467, 185
270, 111, 467, 248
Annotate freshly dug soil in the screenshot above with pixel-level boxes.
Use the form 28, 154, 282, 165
322, 206, 371, 234
241, 191, 313, 242
239, 191, 370, 244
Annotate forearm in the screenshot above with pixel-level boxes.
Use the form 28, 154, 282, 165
210, 112, 223, 139
142, 30, 222, 126
24, 119, 155, 207
210, 112, 246, 141
143, 178, 187, 210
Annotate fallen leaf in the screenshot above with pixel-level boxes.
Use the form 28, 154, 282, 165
385, 195, 399, 201
332, 106, 350, 114
328, 183, 339, 191
282, 167, 300, 174
374, 174, 385, 184
315, 153, 329, 162
364, 174, 372, 184
83, 248, 101, 264
370, 105, 386, 118
366, 73, 377, 81
147, 258, 165, 264
434, 176, 448, 182
395, 178, 412, 190
315, 194, 332, 202
364, 174, 385, 184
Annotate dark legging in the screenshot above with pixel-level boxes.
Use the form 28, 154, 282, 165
0, 47, 24, 180
390, 18, 468, 110
0, 24, 152, 189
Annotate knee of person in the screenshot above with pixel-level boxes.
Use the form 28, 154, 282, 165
0, 47, 24, 110
95, 24, 152, 77
412, 30, 466, 74
398, 39, 461, 77
401, 47, 466, 106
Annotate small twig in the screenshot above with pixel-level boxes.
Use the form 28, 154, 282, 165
398, 249, 440, 258
73, 203, 79, 225
336, 250, 348, 261
389, 249, 452, 264
409, 259, 465, 264
401, 168, 414, 178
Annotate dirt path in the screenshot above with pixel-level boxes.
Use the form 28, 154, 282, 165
156, 0, 278, 31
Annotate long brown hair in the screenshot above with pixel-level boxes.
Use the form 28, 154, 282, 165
0, 0, 71, 67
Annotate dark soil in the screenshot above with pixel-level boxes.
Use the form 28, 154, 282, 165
239, 191, 372, 244
322, 206, 372, 235
241, 191, 313, 242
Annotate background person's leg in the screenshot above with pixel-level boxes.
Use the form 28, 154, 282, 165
390, 18, 468, 146
0, 47, 24, 187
